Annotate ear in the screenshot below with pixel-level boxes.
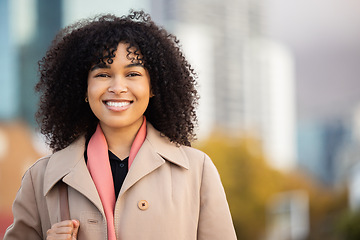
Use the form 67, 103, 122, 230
150, 89, 155, 98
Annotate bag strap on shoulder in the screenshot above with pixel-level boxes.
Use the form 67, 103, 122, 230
59, 181, 70, 221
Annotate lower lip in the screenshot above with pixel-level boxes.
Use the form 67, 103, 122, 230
104, 102, 132, 112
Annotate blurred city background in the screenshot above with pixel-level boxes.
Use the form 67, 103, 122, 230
1, 0, 360, 239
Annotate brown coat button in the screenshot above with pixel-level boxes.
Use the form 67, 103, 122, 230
138, 200, 149, 210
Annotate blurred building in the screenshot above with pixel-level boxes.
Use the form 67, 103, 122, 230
244, 40, 296, 170
0, 0, 18, 120
19, 0, 62, 126
266, 190, 309, 240
348, 163, 360, 211
153, 0, 297, 171
336, 104, 360, 209
1, 0, 62, 125
297, 119, 348, 185
169, 0, 263, 132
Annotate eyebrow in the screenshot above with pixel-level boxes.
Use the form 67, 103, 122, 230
90, 62, 145, 72
125, 63, 145, 69
90, 62, 110, 71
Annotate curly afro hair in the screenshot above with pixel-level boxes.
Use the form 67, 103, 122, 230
36, 10, 199, 152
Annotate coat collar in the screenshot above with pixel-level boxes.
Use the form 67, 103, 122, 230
118, 123, 190, 198
145, 123, 189, 170
43, 122, 189, 200
43, 137, 103, 212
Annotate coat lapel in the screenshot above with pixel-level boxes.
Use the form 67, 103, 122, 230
43, 137, 105, 217
118, 139, 165, 198
118, 123, 189, 198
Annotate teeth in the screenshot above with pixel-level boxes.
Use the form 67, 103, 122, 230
106, 101, 130, 107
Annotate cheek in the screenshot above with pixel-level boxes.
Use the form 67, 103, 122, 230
140, 87, 151, 101
87, 80, 103, 100
86, 84, 102, 118
141, 79, 152, 96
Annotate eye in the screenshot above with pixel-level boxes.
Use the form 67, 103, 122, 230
127, 72, 141, 77
95, 73, 111, 78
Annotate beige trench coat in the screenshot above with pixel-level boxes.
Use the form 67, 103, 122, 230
4, 123, 237, 240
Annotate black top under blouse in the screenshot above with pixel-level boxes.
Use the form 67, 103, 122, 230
108, 152, 128, 199
84, 150, 128, 200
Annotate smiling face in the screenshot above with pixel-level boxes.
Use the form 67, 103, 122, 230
87, 42, 151, 133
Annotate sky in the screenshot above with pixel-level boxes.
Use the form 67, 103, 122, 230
265, 0, 360, 121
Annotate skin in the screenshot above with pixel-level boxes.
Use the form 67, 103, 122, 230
87, 42, 152, 159
46, 42, 152, 238
46, 220, 79, 240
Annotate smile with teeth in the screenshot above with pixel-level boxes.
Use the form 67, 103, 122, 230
105, 101, 132, 108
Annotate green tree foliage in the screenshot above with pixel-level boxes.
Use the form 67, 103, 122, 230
195, 131, 348, 240
338, 210, 360, 240
195, 132, 283, 239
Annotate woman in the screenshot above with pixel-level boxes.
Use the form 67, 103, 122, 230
4, 11, 237, 240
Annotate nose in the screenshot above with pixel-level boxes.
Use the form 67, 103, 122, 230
108, 76, 127, 94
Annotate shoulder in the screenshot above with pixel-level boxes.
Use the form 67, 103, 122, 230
24, 155, 51, 181
16, 155, 53, 200
178, 145, 221, 183
179, 145, 210, 164
147, 123, 212, 168
180, 145, 218, 174
23, 137, 85, 188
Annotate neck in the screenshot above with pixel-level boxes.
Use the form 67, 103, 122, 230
100, 120, 144, 159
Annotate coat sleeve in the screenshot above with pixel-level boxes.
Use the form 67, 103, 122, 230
197, 154, 238, 240
3, 169, 43, 240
